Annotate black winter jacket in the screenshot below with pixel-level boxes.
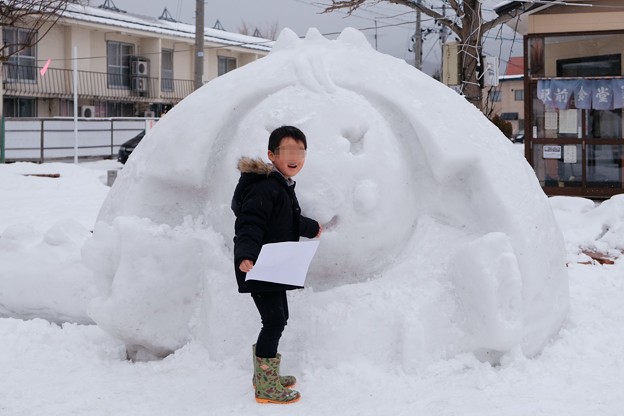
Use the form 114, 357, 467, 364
231, 157, 320, 293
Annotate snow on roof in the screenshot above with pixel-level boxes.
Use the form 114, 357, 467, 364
62, 3, 273, 53
499, 74, 524, 81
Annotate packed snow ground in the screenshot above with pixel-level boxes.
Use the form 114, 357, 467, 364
0, 159, 623, 415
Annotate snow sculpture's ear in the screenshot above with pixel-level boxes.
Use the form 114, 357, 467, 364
272, 28, 301, 52
305, 27, 328, 43
337, 27, 373, 50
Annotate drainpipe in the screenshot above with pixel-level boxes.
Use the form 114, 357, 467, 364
1, 42, 4, 163
0, 115, 4, 164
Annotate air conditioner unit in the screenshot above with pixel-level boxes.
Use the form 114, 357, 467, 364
131, 58, 149, 77
144, 111, 155, 118
483, 56, 500, 87
132, 77, 147, 92
80, 106, 96, 118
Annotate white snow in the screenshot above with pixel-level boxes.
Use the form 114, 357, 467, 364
0, 28, 623, 416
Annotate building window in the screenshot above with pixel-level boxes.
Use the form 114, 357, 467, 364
106, 102, 135, 117
3, 97, 37, 117
218, 56, 237, 76
501, 112, 519, 121
161, 49, 174, 91
557, 54, 621, 78
107, 41, 134, 88
58, 99, 74, 117
489, 90, 502, 102
2, 27, 37, 83
514, 89, 524, 101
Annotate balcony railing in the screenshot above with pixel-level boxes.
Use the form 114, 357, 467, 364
2, 64, 195, 103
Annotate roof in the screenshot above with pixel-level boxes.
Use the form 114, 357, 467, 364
494, 1, 554, 15
505, 56, 524, 76
61, 4, 273, 53
494, 0, 594, 16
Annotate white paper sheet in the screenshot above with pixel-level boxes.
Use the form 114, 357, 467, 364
245, 240, 320, 286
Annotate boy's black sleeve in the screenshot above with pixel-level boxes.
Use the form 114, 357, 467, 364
299, 215, 320, 239
234, 183, 273, 267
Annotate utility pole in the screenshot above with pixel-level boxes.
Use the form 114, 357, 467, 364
439, 2, 449, 77
374, 18, 378, 50
413, 0, 422, 70
194, 0, 204, 90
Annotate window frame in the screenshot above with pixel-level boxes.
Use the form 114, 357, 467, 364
161, 49, 174, 91
2, 27, 38, 83
218, 56, 237, 76
3, 97, 37, 117
107, 41, 134, 88
489, 90, 502, 102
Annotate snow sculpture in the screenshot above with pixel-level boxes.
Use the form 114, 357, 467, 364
84, 28, 569, 364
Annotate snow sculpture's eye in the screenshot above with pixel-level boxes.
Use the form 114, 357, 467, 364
342, 125, 368, 155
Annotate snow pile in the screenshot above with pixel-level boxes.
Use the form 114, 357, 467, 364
0, 220, 96, 324
0, 162, 111, 324
550, 195, 624, 262
84, 28, 568, 363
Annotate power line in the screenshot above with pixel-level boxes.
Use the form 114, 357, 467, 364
293, 0, 416, 27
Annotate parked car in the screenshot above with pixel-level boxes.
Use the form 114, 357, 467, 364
511, 132, 524, 144
118, 130, 145, 164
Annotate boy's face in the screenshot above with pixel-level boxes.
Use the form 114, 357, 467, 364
268, 136, 306, 178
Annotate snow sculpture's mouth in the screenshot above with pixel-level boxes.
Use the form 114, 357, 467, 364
322, 215, 339, 231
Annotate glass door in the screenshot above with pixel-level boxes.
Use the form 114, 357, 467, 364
526, 32, 624, 197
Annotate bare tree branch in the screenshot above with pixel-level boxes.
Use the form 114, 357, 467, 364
323, 0, 523, 110
238, 19, 280, 40
322, 0, 369, 15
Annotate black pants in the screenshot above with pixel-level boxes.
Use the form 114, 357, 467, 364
252, 291, 289, 358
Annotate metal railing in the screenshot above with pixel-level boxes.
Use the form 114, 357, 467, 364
2, 64, 195, 103
2, 117, 153, 162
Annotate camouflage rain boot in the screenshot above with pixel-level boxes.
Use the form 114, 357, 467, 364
253, 354, 300, 404
251, 345, 296, 388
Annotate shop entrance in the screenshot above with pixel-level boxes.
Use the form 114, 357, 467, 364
526, 33, 624, 197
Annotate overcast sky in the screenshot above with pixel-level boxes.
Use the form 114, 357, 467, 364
95, 0, 522, 75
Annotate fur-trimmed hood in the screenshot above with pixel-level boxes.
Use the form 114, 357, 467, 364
237, 157, 273, 176
231, 157, 275, 218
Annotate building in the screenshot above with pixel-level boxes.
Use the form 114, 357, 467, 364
484, 56, 525, 136
496, 0, 624, 198
1, 2, 272, 119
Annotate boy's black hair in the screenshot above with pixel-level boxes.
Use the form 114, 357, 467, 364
268, 125, 307, 152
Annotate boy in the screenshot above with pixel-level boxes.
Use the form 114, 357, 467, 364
231, 125, 321, 404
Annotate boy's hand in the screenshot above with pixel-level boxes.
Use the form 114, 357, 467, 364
315, 223, 323, 238
239, 259, 254, 273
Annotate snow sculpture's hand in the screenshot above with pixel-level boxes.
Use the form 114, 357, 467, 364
239, 259, 254, 273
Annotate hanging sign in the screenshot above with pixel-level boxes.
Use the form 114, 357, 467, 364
543, 145, 562, 159
563, 145, 577, 164
538, 78, 624, 110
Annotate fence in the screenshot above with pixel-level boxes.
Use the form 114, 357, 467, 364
2, 117, 156, 162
